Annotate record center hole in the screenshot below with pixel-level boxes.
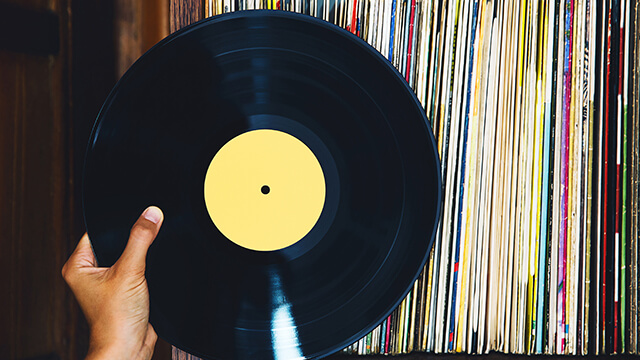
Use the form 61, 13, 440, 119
261, 185, 270, 195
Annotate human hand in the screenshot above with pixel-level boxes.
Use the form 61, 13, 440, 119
62, 206, 164, 360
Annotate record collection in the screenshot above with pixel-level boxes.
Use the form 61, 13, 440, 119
205, 0, 640, 356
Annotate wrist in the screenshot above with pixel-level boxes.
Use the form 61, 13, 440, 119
86, 326, 153, 360
86, 342, 146, 360
86, 332, 134, 360
86, 344, 123, 360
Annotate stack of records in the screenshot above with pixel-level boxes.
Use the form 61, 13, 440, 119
207, 0, 640, 355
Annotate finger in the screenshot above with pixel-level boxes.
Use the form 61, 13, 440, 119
61, 233, 98, 284
117, 206, 163, 274
63, 233, 97, 271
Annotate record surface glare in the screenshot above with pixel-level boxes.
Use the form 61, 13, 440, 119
83, 11, 441, 360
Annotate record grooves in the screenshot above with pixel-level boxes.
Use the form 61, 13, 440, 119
83, 11, 441, 360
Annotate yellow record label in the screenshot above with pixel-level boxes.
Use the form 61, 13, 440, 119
204, 129, 326, 251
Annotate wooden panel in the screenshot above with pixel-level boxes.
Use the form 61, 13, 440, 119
0, 3, 59, 55
115, 0, 169, 77
141, 0, 170, 60
170, 0, 203, 33
114, 0, 143, 76
0, 0, 78, 358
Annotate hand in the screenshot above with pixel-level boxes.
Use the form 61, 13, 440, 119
62, 206, 164, 360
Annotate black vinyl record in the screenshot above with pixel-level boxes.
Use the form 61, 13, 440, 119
83, 10, 441, 360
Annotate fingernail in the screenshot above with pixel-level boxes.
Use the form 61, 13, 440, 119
143, 206, 163, 224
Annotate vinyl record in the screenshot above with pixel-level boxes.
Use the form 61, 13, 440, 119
83, 10, 441, 360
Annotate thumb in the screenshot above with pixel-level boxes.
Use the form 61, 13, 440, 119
116, 206, 163, 274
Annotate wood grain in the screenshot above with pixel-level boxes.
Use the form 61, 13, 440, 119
0, 3, 59, 55
170, 0, 204, 33
115, 0, 169, 77
0, 1, 171, 359
0, 0, 78, 358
